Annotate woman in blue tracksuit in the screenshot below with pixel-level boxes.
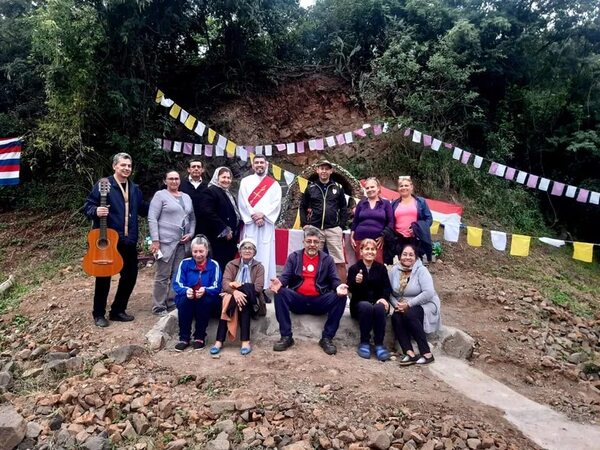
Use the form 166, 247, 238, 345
172, 235, 222, 351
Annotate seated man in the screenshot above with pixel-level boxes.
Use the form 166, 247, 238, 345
269, 225, 349, 355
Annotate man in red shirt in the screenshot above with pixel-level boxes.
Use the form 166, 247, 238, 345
270, 226, 349, 355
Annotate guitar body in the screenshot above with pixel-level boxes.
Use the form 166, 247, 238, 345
82, 177, 124, 277
82, 228, 124, 277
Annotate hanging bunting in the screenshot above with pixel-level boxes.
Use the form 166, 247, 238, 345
443, 223, 460, 242
284, 171, 295, 186
255, 145, 263, 155
179, 110, 189, 124
155, 90, 164, 103
207, 129, 216, 144
550, 182, 565, 196
431, 138, 442, 151
430, 220, 440, 235
293, 209, 301, 230
194, 121, 206, 137
193, 144, 202, 155
297, 176, 308, 193
264, 145, 273, 156
565, 185, 577, 198
160, 97, 174, 108
573, 242, 594, 263
516, 171, 527, 184
183, 142, 193, 155
460, 151, 471, 165
539, 237, 566, 247
162, 139, 172, 152
412, 130, 422, 143
467, 227, 483, 247
590, 192, 600, 205
510, 234, 531, 257
335, 134, 346, 145
495, 164, 507, 177
286, 143, 295, 155
576, 189, 589, 203
344, 132, 353, 144
423, 135, 432, 147
505, 167, 516, 181
225, 140, 236, 156
354, 129, 367, 138
271, 164, 282, 180
173, 141, 182, 153
488, 162, 498, 175
204, 144, 213, 156
325, 136, 336, 147
235, 145, 247, 161
491, 230, 507, 251
169, 104, 181, 119
296, 141, 305, 153
373, 124, 383, 135
473, 155, 483, 169
452, 147, 462, 160
184, 115, 196, 130
526, 174, 539, 189
538, 178, 550, 191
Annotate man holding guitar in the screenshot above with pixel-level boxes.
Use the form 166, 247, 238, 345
84, 153, 149, 327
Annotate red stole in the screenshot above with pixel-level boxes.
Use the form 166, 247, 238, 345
248, 176, 276, 207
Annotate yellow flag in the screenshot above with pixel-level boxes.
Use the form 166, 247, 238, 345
272, 164, 282, 180
184, 115, 196, 130
467, 226, 483, 247
155, 89, 164, 103
226, 140, 236, 156
510, 234, 531, 257
249, 152, 255, 163
573, 242, 594, 263
207, 128, 216, 143
169, 104, 181, 119
297, 176, 308, 193
292, 209, 301, 229
430, 220, 440, 235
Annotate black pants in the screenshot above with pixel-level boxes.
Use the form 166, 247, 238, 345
356, 301, 387, 346
391, 306, 430, 355
216, 284, 257, 342
93, 241, 138, 318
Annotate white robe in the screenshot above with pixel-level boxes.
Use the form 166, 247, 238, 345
238, 173, 282, 287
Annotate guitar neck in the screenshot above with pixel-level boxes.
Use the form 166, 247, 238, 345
99, 193, 108, 240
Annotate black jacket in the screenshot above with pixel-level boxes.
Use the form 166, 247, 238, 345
347, 260, 391, 318
180, 178, 209, 237
300, 180, 348, 229
199, 185, 241, 241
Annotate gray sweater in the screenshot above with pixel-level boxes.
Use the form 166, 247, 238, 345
388, 259, 441, 333
148, 189, 196, 262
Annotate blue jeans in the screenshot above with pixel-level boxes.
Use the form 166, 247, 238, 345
274, 288, 346, 340
176, 293, 221, 342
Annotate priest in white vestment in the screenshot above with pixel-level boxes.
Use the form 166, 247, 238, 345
238, 155, 282, 286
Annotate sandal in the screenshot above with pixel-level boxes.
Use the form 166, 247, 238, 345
374, 345, 391, 362
399, 354, 420, 366
209, 345, 221, 355
416, 354, 435, 365
357, 343, 371, 359
240, 345, 252, 356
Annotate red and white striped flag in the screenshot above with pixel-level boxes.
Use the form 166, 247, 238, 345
0, 137, 23, 186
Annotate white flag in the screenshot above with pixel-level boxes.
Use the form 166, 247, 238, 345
194, 121, 206, 137
160, 97, 174, 107
283, 171, 295, 185
286, 143, 295, 155
452, 147, 462, 160
516, 171, 527, 184
495, 164, 506, 177
325, 136, 336, 147
473, 155, 483, 169
193, 144, 202, 155
255, 145, 263, 155
565, 185, 577, 198
383, 123, 389, 133
538, 178, 550, 191
538, 237, 565, 248
344, 131, 353, 144
412, 130, 422, 143
216, 135, 227, 150
431, 139, 442, 151
590, 192, 600, 205
215, 145, 224, 157
264, 145, 273, 156
179, 110, 189, 124
490, 230, 507, 251
236, 146, 248, 162
443, 224, 460, 242
173, 141, 182, 153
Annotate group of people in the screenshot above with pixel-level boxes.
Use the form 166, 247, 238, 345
84, 153, 441, 364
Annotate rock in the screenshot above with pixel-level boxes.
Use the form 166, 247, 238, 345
422, 441, 435, 450
242, 427, 256, 442
0, 371, 13, 391
567, 352, 588, 364
43, 356, 84, 374
121, 421, 137, 440
91, 362, 109, 378
282, 441, 312, 450
207, 400, 236, 415
367, 430, 390, 450
44, 352, 70, 362
83, 435, 111, 450
146, 331, 165, 351
16, 349, 31, 360
21, 367, 43, 379
206, 431, 230, 450
107, 344, 145, 364
30, 345, 49, 359
467, 438, 482, 449
435, 326, 475, 359
336, 430, 355, 443
25, 422, 42, 438
48, 414, 63, 431
165, 439, 187, 450
235, 397, 256, 411
132, 413, 149, 434
0, 404, 26, 450
403, 440, 417, 450
215, 419, 235, 435
158, 399, 175, 419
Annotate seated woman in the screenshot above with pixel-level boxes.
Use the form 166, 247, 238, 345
350, 177, 393, 264
210, 238, 265, 356
389, 243, 441, 365
347, 239, 392, 361
172, 235, 222, 352
383, 176, 433, 264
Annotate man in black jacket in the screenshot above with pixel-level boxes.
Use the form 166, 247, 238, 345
180, 158, 209, 237
269, 226, 349, 355
300, 160, 349, 282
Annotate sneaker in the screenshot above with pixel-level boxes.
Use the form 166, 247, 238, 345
191, 340, 205, 350
153, 309, 168, 317
109, 311, 135, 322
94, 316, 109, 328
273, 336, 294, 352
319, 338, 337, 355
174, 341, 189, 352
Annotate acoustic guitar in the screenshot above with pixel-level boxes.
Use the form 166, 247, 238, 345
82, 178, 124, 277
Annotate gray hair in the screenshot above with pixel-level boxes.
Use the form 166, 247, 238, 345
112, 152, 132, 166
303, 225, 323, 240
191, 234, 211, 252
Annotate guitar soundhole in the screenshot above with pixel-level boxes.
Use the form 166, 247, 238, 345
97, 238, 109, 249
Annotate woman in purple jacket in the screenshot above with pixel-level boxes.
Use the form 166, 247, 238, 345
350, 177, 393, 264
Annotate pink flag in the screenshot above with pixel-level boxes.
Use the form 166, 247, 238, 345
403, 128, 411, 137
246, 146, 255, 154
315, 139, 324, 151
183, 142, 193, 155
204, 145, 213, 156
577, 188, 589, 203
354, 128, 366, 138
526, 174, 539, 189
276, 144, 286, 152
296, 141, 305, 153
423, 135, 432, 147
551, 182, 565, 196
505, 167, 516, 181
444, 142, 453, 149
335, 134, 345, 145
461, 151, 471, 164
488, 162, 498, 175
162, 139, 172, 152
373, 124, 382, 135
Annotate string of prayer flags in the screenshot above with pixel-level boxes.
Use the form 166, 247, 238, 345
491, 230, 507, 251
466, 226, 483, 247
573, 242, 594, 263
510, 234, 531, 257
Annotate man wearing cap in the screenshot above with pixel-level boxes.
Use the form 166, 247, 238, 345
180, 158, 209, 237
270, 225, 349, 355
238, 154, 282, 287
300, 160, 349, 281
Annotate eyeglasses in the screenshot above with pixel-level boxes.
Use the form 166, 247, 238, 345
240, 245, 255, 250
305, 239, 320, 245
166, 177, 180, 181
